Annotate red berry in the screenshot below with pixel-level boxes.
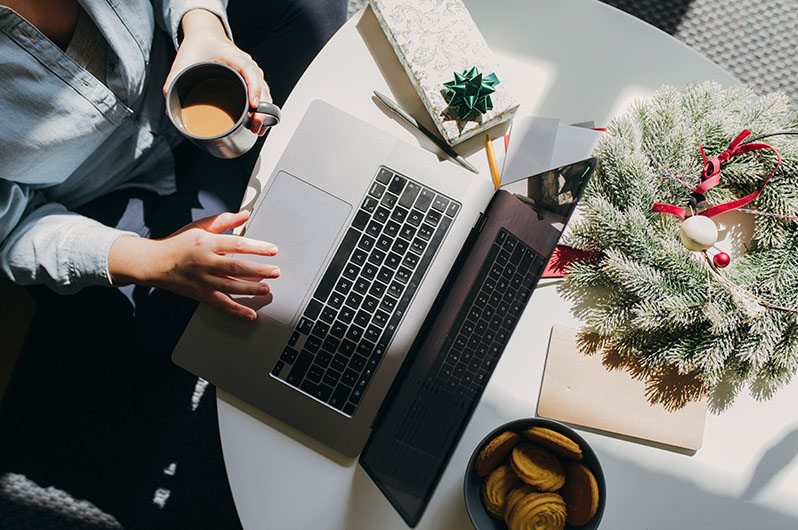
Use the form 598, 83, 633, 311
713, 252, 730, 268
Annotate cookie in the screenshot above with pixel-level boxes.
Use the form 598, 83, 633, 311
522, 426, 583, 461
481, 465, 522, 519
476, 431, 521, 477
507, 492, 567, 530
561, 461, 600, 526
503, 485, 536, 522
510, 444, 566, 491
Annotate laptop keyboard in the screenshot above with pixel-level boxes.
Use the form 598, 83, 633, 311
394, 228, 546, 453
270, 166, 460, 416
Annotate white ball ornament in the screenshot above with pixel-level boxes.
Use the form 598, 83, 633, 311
678, 215, 718, 251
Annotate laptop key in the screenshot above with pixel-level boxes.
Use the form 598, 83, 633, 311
311, 321, 330, 338
380, 296, 397, 313
314, 383, 334, 402
297, 317, 313, 335
271, 360, 285, 376
385, 220, 400, 238
316, 351, 332, 368
407, 209, 424, 226
345, 292, 363, 309
306, 364, 323, 384
324, 369, 342, 386
388, 281, 404, 298
399, 223, 416, 241
373, 310, 389, 328
322, 335, 340, 354
376, 167, 393, 184
388, 174, 407, 194
366, 220, 382, 237
369, 281, 387, 298
445, 201, 460, 217
288, 331, 300, 347
331, 355, 348, 373
368, 248, 386, 266
369, 182, 386, 198
335, 277, 353, 295
361, 263, 378, 280
280, 347, 298, 364
417, 224, 434, 241
399, 182, 421, 208
339, 339, 356, 357
396, 267, 412, 284
304, 299, 323, 320
349, 354, 367, 372
385, 252, 401, 269
329, 384, 352, 410
352, 209, 370, 230
346, 325, 364, 342
375, 206, 391, 223
362, 295, 379, 313
402, 253, 419, 269
357, 340, 375, 357
328, 292, 345, 309
330, 321, 347, 339
350, 311, 368, 329
305, 334, 322, 353
425, 209, 441, 226
353, 277, 370, 294
431, 195, 449, 212
376, 234, 392, 251
391, 206, 408, 223
286, 350, 313, 385
362, 196, 378, 213
381, 192, 398, 209
415, 188, 434, 212
391, 238, 409, 255
343, 403, 356, 415
342, 369, 359, 387
351, 248, 368, 266
365, 325, 381, 343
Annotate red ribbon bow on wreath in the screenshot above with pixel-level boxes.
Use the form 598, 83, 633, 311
652, 129, 782, 220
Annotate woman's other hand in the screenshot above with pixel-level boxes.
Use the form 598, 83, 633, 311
109, 211, 279, 320
163, 9, 273, 135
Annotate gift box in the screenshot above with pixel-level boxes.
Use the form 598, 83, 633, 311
369, 0, 519, 146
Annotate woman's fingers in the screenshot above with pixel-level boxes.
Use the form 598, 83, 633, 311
212, 255, 281, 280
213, 234, 277, 256
206, 291, 257, 320
200, 211, 250, 234
206, 275, 271, 296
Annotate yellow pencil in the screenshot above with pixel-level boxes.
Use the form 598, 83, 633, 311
485, 134, 501, 190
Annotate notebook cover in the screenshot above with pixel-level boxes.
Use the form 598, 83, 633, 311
537, 325, 708, 451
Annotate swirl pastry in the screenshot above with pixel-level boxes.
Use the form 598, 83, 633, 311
506, 492, 567, 530
521, 427, 583, 461
510, 444, 566, 491
561, 461, 600, 526
476, 431, 521, 477
481, 465, 522, 519
504, 485, 537, 522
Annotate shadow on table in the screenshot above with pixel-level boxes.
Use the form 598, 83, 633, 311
742, 425, 798, 501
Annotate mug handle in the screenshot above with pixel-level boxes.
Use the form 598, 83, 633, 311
250, 101, 281, 128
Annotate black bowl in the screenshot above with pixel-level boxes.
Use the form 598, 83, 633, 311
464, 418, 606, 529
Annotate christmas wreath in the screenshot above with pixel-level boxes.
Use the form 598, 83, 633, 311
560, 81, 798, 407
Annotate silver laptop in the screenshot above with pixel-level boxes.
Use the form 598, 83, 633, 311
173, 100, 494, 457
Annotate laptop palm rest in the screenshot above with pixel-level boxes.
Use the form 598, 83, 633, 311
241, 170, 352, 324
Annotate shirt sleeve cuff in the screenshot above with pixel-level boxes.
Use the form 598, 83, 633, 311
66, 224, 140, 288
163, 1, 233, 50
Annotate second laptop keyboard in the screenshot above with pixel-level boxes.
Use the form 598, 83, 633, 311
270, 166, 460, 416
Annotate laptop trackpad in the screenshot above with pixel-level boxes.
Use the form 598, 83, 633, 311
240, 171, 352, 324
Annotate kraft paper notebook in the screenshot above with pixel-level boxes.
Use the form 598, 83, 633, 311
537, 325, 708, 451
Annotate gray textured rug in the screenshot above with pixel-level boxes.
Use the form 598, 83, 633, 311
348, 0, 798, 110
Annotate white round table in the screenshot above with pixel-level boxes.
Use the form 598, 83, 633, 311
218, 1, 798, 528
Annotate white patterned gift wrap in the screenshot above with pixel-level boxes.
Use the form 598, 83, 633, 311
369, 0, 519, 146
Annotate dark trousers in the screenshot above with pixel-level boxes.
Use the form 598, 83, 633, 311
0, 1, 346, 528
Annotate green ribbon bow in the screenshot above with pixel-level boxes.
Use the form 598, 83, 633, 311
442, 66, 499, 122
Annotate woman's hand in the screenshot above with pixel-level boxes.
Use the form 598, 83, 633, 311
109, 211, 279, 320
163, 9, 273, 135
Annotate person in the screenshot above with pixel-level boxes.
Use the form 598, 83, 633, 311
0, 0, 347, 527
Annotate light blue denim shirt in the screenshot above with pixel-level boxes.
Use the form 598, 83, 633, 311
0, 0, 231, 293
